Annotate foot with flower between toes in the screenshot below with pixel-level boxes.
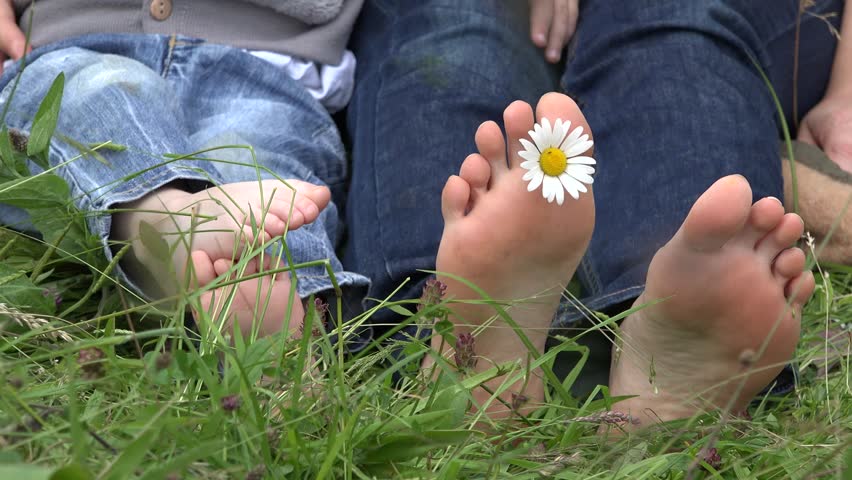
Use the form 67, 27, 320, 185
429, 92, 815, 427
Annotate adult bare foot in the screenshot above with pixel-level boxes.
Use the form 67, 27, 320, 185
113, 179, 331, 337
610, 175, 815, 428
428, 93, 596, 417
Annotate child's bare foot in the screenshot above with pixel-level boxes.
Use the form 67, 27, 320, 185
428, 93, 595, 416
113, 179, 331, 336
610, 175, 815, 428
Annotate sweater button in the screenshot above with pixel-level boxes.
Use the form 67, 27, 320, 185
150, 0, 172, 21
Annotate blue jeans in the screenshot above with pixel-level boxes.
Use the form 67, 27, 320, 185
346, 0, 562, 330
347, 0, 841, 390
0, 34, 369, 304
349, 0, 841, 324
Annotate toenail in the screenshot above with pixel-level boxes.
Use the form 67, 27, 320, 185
738, 349, 756, 367
767, 196, 782, 205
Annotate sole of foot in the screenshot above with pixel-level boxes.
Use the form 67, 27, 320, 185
610, 174, 815, 428
113, 179, 330, 337
425, 92, 596, 417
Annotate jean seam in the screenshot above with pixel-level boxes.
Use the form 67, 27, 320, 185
579, 249, 602, 295
161, 35, 177, 79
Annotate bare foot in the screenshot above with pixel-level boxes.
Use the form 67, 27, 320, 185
781, 143, 852, 265
610, 175, 816, 428
428, 93, 596, 416
113, 179, 330, 337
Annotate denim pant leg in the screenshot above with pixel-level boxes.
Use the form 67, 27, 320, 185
157, 39, 370, 307
555, 0, 842, 396
558, 0, 842, 325
346, 0, 560, 332
0, 41, 223, 294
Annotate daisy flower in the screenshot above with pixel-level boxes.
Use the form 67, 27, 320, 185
518, 118, 596, 205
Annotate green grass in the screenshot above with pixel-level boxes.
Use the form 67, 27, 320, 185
0, 70, 850, 480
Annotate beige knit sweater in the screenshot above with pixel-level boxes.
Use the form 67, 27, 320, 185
13, 0, 363, 65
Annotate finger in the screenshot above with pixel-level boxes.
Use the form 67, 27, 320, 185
565, 0, 579, 43
529, 0, 553, 48
796, 121, 818, 147
0, 2, 27, 61
546, 0, 572, 63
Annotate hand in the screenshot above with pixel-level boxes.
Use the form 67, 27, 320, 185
0, 0, 29, 75
798, 93, 852, 173
529, 0, 579, 63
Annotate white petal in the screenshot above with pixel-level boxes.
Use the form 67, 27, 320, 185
559, 174, 583, 199
555, 182, 565, 205
520, 160, 540, 170
519, 138, 539, 154
559, 125, 582, 150
522, 167, 540, 181
527, 170, 544, 191
551, 119, 568, 150
541, 175, 553, 198
518, 149, 540, 164
564, 139, 594, 157
566, 164, 596, 175
529, 126, 546, 152
568, 155, 596, 165
545, 176, 562, 201
566, 166, 595, 185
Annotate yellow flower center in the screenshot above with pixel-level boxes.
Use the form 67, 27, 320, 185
539, 147, 567, 176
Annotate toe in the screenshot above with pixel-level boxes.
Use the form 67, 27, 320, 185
239, 223, 270, 252
259, 212, 288, 236
214, 257, 261, 277
785, 270, 816, 306
459, 153, 491, 199
534, 92, 593, 155
772, 247, 806, 281
294, 196, 321, 224
442, 175, 471, 222
756, 213, 804, 260
738, 197, 786, 248
190, 250, 217, 288
475, 120, 510, 177
305, 184, 331, 210
503, 100, 536, 169
678, 174, 753, 251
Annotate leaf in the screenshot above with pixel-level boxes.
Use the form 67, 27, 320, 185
104, 425, 163, 480
138, 221, 171, 263
0, 127, 21, 177
0, 263, 56, 314
49, 464, 92, 480
0, 451, 23, 464
27, 72, 65, 158
363, 429, 473, 464
0, 174, 93, 263
137, 442, 221, 480
387, 304, 414, 316
58, 135, 111, 167
0, 465, 53, 480
0, 175, 69, 208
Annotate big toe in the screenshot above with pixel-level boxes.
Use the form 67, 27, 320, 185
677, 174, 753, 251
306, 184, 331, 208
534, 92, 593, 149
